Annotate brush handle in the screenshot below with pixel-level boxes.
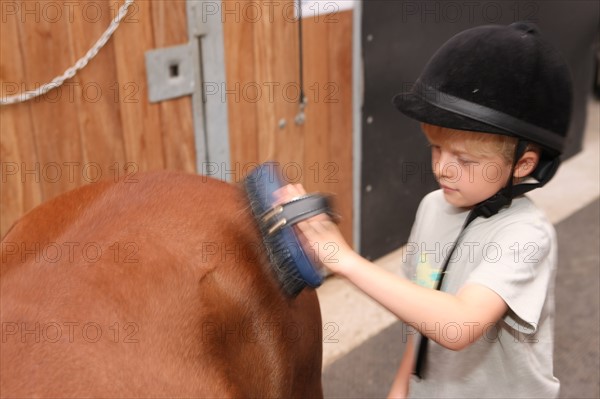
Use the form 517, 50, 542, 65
261, 193, 336, 236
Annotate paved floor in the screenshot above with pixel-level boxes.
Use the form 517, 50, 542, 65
318, 99, 600, 398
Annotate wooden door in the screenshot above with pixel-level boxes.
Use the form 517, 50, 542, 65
224, 0, 354, 244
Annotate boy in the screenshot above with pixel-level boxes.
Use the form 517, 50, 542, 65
277, 22, 572, 398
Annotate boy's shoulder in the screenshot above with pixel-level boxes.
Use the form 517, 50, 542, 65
416, 189, 555, 240
475, 195, 556, 250
420, 189, 551, 223
495, 195, 552, 228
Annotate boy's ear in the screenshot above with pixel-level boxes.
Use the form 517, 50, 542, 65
513, 150, 540, 178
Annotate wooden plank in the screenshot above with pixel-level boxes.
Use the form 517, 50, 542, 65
0, 12, 42, 236
67, 0, 126, 180
272, 0, 305, 177
112, 0, 165, 171
253, 1, 280, 164
14, 0, 85, 201
302, 14, 332, 194
301, 10, 354, 245
223, 0, 259, 181
150, 0, 196, 173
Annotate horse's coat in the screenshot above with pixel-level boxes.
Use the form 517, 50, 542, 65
0, 171, 323, 398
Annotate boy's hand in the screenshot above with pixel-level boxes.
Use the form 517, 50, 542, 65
273, 184, 358, 275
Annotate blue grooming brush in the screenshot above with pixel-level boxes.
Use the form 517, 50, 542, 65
244, 162, 337, 296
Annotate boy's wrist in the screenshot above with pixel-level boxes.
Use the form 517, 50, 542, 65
326, 249, 365, 278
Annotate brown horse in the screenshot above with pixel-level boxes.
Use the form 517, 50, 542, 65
0, 171, 323, 398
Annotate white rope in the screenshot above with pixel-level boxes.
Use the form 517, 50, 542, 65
0, 0, 135, 106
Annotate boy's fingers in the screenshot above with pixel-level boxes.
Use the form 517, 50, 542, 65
293, 184, 307, 195
286, 183, 307, 200
309, 214, 331, 223
272, 188, 284, 205
273, 183, 309, 205
273, 184, 299, 204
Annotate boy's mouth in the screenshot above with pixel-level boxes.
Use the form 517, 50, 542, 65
440, 184, 458, 192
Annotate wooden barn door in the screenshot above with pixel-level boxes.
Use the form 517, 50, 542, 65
1, 0, 354, 246
223, 0, 355, 245
1, 0, 196, 236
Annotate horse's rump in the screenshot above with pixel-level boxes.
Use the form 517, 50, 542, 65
0, 171, 323, 398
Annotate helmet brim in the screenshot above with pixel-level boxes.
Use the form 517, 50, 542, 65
392, 91, 510, 136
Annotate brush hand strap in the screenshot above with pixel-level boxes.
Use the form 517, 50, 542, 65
261, 193, 336, 236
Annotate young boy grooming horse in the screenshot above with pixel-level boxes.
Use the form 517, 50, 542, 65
277, 22, 572, 398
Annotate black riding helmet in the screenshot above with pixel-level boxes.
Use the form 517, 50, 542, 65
393, 21, 573, 207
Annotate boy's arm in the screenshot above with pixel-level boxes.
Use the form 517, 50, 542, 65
297, 218, 507, 351
338, 251, 507, 350
277, 184, 507, 351
388, 334, 415, 399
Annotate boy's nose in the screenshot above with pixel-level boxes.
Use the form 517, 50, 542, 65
434, 152, 458, 180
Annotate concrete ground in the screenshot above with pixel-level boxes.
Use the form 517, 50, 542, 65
317, 99, 600, 398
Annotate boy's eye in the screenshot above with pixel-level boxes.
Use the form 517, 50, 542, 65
458, 157, 475, 165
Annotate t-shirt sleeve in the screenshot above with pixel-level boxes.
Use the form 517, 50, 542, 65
465, 221, 556, 334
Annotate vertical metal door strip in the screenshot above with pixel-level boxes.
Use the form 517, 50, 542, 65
145, 1, 231, 176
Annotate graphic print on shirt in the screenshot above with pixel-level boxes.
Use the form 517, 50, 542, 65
414, 252, 442, 289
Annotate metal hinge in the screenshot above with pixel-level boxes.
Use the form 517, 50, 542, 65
145, 43, 196, 103
144, 1, 209, 103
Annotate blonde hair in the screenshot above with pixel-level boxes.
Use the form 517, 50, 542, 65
421, 123, 518, 164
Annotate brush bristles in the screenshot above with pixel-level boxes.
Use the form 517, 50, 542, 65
245, 174, 307, 297
265, 236, 307, 296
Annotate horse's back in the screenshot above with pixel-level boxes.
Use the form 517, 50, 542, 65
1, 171, 322, 398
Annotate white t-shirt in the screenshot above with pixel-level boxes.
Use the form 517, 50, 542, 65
404, 190, 559, 398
